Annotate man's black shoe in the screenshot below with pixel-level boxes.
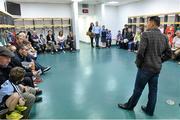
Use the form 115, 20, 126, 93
35, 97, 42, 103
141, 106, 153, 116
118, 103, 133, 111
35, 89, 42, 96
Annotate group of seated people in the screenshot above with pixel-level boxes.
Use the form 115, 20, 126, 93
171, 30, 180, 63
116, 24, 180, 63
27, 30, 76, 54
0, 31, 52, 119
115, 24, 141, 52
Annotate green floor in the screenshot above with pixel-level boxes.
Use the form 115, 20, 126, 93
31, 43, 180, 119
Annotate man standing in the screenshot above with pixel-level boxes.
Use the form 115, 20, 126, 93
93, 21, 101, 48
118, 16, 172, 116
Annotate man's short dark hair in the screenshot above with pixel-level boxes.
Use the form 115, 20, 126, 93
148, 16, 160, 27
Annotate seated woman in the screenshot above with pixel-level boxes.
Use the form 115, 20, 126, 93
15, 45, 51, 75
67, 32, 75, 52
172, 30, 180, 60
116, 30, 123, 47
46, 30, 57, 54
31, 31, 41, 52
57, 31, 66, 52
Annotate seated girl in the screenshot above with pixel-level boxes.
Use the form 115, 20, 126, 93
57, 31, 66, 52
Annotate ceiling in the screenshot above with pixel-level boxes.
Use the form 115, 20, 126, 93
7, 0, 142, 6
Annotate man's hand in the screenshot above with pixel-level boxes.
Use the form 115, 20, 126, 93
19, 98, 25, 106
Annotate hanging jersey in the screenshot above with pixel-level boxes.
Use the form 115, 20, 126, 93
165, 26, 175, 45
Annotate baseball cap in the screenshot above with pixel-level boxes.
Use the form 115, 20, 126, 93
0, 46, 15, 57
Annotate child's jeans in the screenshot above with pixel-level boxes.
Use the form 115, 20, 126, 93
59, 42, 65, 50
128, 41, 134, 50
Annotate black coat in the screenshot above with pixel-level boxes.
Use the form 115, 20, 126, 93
46, 35, 56, 44
0, 66, 12, 86
9, 53, 33, 77
126, 32, 134, 42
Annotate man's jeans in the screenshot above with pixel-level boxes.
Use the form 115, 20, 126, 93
95, 34, 100, 47
126, 69, 159, 115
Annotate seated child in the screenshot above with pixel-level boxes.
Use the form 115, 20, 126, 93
116, 30, 123, 46
39, 34, 47, 53
0, 67, 41, 119
0, 67, 26, 115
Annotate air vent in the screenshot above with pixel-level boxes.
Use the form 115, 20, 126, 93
82, 4, 89, 8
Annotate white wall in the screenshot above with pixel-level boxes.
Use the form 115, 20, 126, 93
95, 4, 119, 37
0, 0, 5, 12
20, 3, 72, 18
20, 2, 81, 48
78, 4, 98, 43
72, 1, 80, 50
102, 5, 119, 39
118, 0, 180, 30
78, 4, 119, 43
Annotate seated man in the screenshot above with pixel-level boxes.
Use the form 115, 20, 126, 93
23, 41, 38, 60
7, 45, 42, 87
67, 32, 76, 52
15, 45, 51, 74
172, 30, 180, 60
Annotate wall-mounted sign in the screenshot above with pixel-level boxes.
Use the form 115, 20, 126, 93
82, 9, 89, 14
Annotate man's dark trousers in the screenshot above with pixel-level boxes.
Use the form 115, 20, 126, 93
126, 68, 159, 115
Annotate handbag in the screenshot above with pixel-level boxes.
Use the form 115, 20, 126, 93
86, 31, 91, 36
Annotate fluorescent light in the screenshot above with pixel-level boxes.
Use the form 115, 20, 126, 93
107, 1, 119, 4
72, 0, 83, 2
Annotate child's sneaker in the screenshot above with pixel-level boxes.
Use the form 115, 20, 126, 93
15, 105, 27, 112
34, 78, 43, 84
6, 111, 23, 120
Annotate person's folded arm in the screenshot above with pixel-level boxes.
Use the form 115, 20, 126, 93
135, 32, 148, 68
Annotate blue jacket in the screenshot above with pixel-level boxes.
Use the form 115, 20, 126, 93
106, 32, 112, 40
0, 80, 15, 103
